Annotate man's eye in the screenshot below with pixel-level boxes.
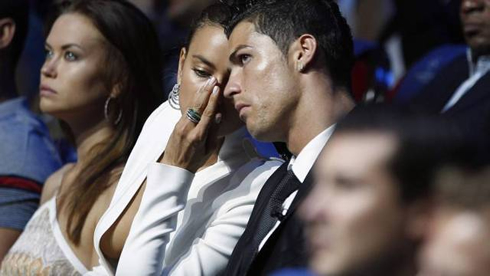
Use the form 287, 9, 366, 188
193, 68, 211, 78
334, 177, 361, 191
64, 51, 78, 61
239, 54, 251, 64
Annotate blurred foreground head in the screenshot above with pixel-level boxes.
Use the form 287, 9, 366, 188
300, 105, 473, 276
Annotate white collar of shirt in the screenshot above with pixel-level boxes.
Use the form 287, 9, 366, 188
441, 49, 490, 112
467, 48, 490, 77
287, 125, 335, 182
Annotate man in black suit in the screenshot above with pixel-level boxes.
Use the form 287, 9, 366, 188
410, 0, 490, 157
223, 0, 355, 274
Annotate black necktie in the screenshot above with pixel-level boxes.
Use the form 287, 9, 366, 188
248, 169, 301, 260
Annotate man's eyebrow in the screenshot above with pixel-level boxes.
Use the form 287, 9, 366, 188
229, 45, 252, 62
192, 55, 216, 69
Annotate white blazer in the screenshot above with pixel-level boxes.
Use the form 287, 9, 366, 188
88, 101, 282, 276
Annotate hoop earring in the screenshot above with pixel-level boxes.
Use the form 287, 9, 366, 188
104, 97, 122, 125
168, 83, 180, 110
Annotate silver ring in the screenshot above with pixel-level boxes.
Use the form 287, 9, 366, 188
186, 108, 201, 124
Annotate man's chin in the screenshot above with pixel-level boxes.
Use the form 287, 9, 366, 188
248, 127, 275, 142
467, 41, 490, 57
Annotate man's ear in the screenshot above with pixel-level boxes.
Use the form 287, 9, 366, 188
0, 18, 15, 50
177, 47, 187, 85
289, 34, 318, 73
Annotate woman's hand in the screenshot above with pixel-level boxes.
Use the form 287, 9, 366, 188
160, 77, 222, 173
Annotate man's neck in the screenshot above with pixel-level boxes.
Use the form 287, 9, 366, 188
285, 76, 355, 156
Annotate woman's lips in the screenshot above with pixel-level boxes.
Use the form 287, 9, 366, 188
39, 84, 57, 97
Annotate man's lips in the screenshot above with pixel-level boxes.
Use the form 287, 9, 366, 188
234, 102, 250, 116
463, 21, 484, 35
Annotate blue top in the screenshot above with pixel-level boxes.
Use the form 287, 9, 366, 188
0, 97, 62, 230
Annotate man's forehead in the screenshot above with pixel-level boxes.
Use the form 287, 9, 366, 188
229, 21, 259, 45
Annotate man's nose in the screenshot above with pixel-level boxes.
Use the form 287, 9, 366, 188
223, 71, 241, 99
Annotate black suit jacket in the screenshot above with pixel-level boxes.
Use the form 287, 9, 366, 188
224, 162, 314, 276
410, 55, 490, 158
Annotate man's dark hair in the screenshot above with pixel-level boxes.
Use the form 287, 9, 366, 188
333, 104, 474, 203
226, 0, 354, 90
0, 0, 29, 67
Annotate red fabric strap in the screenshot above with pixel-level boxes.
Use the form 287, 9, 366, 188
0, 176, 42, 194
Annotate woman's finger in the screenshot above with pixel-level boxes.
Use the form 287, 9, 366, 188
195, 85, 221, 136
192, 77, 217, 115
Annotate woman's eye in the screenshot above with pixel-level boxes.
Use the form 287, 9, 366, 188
193, 68, 211, 78
64, 51, 78, 61
44, 49, 54, 60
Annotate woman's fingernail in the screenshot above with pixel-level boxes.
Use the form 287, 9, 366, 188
213, 86, 219, 94
208, 77, 216, 85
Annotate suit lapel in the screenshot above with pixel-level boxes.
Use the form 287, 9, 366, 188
285, 170, 314, 219
411, 56, 469, 113
260, 167, 314, 247
445, 72, 490, 114
225, 162, 289, 273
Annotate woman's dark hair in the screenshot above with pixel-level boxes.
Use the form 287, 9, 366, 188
184, 3, 233, 51
45, 0, 163, 244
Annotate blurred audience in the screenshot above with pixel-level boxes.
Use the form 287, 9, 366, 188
1, 0, 163, 273
418, 165, 490, 276
223, 0, 355, 274
300, 105, 472, 276
0, 0, 61, 262
409, 0, 490, 159
380, 0, 464, 69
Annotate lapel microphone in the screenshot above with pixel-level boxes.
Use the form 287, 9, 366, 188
271, 206, 286, 221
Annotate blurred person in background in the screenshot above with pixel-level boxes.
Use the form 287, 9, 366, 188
418, 165, 490, 276
299, 105, 471, 276
0, 0, 61, 262
0, 0, 163, 273
409, 0, 490, 160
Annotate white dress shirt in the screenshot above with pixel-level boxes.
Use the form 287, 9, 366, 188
258, 125, 335, 250
442, 49, 490, 112
88, 101, 282, 276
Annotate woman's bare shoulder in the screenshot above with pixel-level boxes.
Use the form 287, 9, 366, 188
40, 163, 75, 205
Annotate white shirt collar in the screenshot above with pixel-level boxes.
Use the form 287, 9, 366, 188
287, 125, 335, 182
467, 48, 490, 77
